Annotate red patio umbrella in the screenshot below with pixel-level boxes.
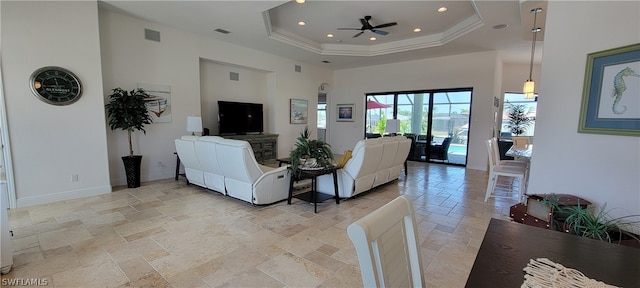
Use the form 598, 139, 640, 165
366, 100, 392, 109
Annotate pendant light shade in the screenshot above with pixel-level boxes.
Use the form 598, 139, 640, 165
524, 8, 542, 99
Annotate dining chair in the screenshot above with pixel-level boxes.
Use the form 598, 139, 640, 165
485, 139, 528, 203
512, 136, 529, 148
490, 138, 529, 185
347, 195, 425, 287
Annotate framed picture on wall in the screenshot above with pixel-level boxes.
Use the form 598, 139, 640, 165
337, 103, 355, 122
578, 43, 640, 136
290, 98, 308, 124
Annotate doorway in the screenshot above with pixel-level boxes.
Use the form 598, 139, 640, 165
365, 88, 472, 166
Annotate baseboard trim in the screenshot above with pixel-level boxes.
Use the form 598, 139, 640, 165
16, 185, 112, 208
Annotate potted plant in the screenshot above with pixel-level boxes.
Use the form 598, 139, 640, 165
105, 87, 153, 188
543, 196, 640, 248
288, 126, 334, 176
505, 103, 533, 136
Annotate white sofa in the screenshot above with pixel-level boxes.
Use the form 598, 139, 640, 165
316, 136, 411, 198
175, 136, 290, 205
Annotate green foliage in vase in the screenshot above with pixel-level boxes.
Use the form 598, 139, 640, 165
105, 88, 153, 157
543, 195, 640, 244
506, 103, 533, 136
288, 126, 334, 175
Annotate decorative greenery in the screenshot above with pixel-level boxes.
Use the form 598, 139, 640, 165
506, 103, 533, 135
105, 88, 153, 157
543, 196, 640, 245
288, 126, 334, 175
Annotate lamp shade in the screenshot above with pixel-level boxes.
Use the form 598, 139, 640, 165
186, 116, 203, 135
385, 119, 400, 134
523, 80, 535, 99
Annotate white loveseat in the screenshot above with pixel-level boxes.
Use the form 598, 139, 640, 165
174, 136, 290, 205
316, 136, 411, 198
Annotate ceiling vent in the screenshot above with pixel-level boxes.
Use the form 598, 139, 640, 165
214, 28, 230, 34
295, 65, 302, 73
144, 28, 161, 42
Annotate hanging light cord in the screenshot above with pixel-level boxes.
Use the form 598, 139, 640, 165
528, 8, 541, 81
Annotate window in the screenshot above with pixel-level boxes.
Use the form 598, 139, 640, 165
317, 103, 326, 129
501, 93, 537, 137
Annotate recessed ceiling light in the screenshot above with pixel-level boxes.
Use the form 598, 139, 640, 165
298, 21, 306, 26
327, 34, 334, 38
438, 7, 448, 12
295, 0, 305, 3
413, 28, 422, 33
369, 37, 376, 41
493, 24, 509, 29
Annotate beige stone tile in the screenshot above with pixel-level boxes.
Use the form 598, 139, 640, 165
80, 211, 127, 227
257, 252, 333, 287
319, 264, 363, 288
165, 268, 209, 287
304, 250, 345, 272
11, 235, 39, 253
8, 251, 80, 278
117, 271, 172, 288
118, 256, 156, 282
123, 226, 166, 242
11, 246, 44, 266
51, 257, 128, 288
218, 268, 285, 288
107, 237, 164, 263
211, 246, 270, 274
201, 267, 236, 287
37, 224, 94, 251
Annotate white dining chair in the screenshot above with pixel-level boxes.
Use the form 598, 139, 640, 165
347, 195, 425, 288
485, 139, 528, 203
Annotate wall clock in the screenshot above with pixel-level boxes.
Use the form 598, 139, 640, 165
29, 66, 82, 106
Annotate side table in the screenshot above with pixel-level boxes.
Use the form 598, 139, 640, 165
288, 166, 340, 213
174, 152, 187, 183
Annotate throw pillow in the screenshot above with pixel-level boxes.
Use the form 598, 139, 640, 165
336, 150, 352, 168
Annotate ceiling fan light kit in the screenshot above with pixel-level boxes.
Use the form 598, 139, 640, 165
337, 15, 397, 38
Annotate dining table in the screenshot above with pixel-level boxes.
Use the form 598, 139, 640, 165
465, 218, 640, 287
505, 143, 533, 159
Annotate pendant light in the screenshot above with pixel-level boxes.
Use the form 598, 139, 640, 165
524, 8, 542, 99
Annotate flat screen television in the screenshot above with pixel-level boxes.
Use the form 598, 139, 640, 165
218, 101, 263, 135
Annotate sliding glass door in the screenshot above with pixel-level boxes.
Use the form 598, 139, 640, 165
365, 88, 471, 166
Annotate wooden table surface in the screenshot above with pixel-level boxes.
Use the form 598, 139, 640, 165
466, 218, 640, 287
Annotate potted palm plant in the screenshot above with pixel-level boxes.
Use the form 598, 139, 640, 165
506, 103, 533, 136
105, 87, 153, 188
289, 126, 334, 176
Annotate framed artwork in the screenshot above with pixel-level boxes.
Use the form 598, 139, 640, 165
290, 98, 308, 124
578, 43, 640, 136
138, 83, 172, 123
337, 103, 355, 122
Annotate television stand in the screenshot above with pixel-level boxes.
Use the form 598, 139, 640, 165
222, 133, 278, 164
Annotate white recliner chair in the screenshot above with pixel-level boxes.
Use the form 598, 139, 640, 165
214, 138, 290, 204
174, 136, 205, 187
372, 137, 399, 187
194, 136, 226, 194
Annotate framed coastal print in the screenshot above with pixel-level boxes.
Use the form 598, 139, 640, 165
290, 98, 308, 124
337, 103, 355, 122
578, 43, 640, 136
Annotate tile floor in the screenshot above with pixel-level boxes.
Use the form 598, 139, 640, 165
2, 162, 521, 287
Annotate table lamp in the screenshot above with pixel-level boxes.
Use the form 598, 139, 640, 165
186, 116, 203, 136
385, 119, 400, 136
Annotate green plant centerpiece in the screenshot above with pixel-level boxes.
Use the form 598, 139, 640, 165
506, 103, 533, 136
105, 87, 153, 188
542, 195, 640, 247
288, 127, 334, 176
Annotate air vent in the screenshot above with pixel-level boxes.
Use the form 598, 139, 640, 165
295, 65, 302, 73
144, 28, 161, 42
230, 72, 239, 81
214, 28, 230, 34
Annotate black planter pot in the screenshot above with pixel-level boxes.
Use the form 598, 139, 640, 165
121, 155, 142, 188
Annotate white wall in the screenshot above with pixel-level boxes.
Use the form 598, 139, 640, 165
331, 51, 501, 171
2, 1, 111, 206
528, 1, 640, 218
99, 9, 201, 184
199, 60, 268, 135
100, 9, 333, 185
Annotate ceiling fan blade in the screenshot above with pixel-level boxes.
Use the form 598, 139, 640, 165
372, 22, 397, 29
353, 31, 364, 38
372, 29, 388, 36
337, 28, 362, 30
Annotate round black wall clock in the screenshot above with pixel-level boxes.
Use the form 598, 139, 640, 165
29, 66, 82, 106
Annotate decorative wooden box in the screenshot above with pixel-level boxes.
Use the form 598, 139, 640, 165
510, 194, 592, 230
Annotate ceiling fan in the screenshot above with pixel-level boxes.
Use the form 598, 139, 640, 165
337, 15, 398, 38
